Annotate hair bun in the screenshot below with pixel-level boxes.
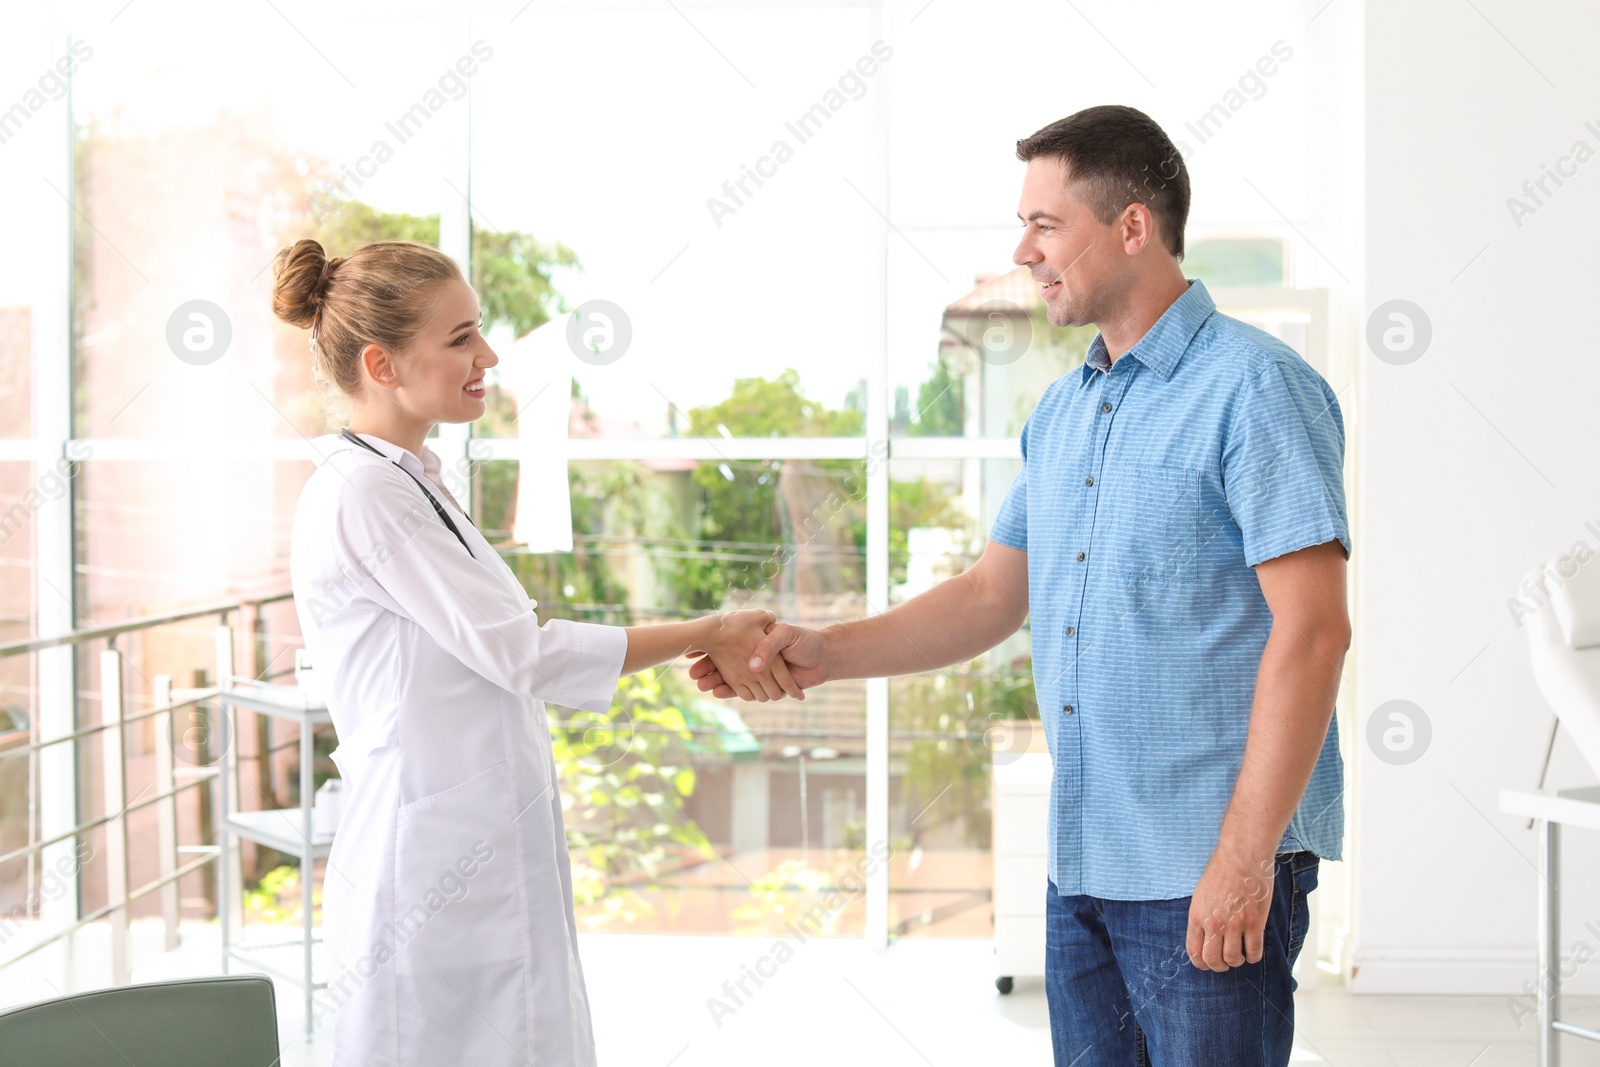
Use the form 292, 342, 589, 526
270, 239, 333, 330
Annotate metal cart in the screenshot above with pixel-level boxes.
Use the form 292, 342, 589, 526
214, 669, 334, 1042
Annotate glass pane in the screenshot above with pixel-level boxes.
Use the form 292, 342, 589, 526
69, 460, 309, 956
75, 460, 305, 618
0, 312, 28, 441
0, 13, 61, 443
72, 4, 465, 440
475, 459, 871, 935
886, 455, 1028, 940
886, 1, 1311, 434
469, 7, 880, 439
888, 235, 1098, 440
0, 465, 39, 940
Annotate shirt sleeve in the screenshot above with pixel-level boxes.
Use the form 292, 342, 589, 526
332, 461, 625, 712
989, 411, 1031, 550
1222, 357, 1352, 567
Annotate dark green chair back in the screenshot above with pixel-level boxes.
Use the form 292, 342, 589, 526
0, 974, 280, 1067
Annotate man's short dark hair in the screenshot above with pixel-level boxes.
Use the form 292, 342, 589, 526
1016, 105, 1190, 259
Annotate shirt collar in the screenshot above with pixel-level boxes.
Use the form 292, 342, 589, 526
321, 430, 434, 480
1082, 278, 1216, 383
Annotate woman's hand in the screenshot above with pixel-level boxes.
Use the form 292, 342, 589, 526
688, 609, 804, 703
689, 618, 828, 699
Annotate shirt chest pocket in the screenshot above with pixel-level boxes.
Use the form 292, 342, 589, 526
1104, 465, 1202, 583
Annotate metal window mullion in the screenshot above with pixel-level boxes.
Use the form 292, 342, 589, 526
863, 0, 891, 953
35, 14, 80, 979
435, 7, 474, 526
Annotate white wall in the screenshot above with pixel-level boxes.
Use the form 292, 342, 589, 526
1354, 0, 1600, 995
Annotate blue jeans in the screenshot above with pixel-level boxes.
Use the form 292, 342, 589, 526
1045, 851, 1320, 1067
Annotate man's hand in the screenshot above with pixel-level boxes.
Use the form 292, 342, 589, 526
686, 610, 804, 703
689, 620, 829, 699
1185, 846, 1277, 971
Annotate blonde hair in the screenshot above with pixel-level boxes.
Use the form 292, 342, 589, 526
271, 238, 464, 426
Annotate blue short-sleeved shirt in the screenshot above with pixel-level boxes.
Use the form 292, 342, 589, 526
990, 278, 1349, 900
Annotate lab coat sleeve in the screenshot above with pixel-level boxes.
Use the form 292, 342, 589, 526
332, 462, 626, 712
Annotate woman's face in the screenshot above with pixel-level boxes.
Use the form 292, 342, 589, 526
373, 278, 498, 425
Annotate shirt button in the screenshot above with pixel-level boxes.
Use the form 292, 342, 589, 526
1063, 704, 1074, 716
1076, 551, 1086, 561
1066, 626, 1075, 637
1084, 476, 1094, 486
1102, 402, 1112, 413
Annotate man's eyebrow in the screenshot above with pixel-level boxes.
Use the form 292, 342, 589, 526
1019, 210, 1064, 223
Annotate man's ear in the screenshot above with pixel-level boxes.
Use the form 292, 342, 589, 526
1119, 202, 1157, 255
361, 342, 399, 391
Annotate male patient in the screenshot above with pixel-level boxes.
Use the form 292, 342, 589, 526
694, 104, 1350, 1067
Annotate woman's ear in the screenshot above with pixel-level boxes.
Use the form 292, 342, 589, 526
360, 342, 400, 391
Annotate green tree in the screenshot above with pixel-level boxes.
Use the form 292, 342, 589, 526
669, 370, 864, 608
312, 200, 579, 339
905, 354, 964, 437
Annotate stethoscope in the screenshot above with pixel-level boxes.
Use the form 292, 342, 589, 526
339, 428, 476, 559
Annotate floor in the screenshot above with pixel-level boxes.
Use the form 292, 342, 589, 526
8, 922, 1600, 1065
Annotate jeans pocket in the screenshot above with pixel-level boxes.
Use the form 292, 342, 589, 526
1284, 852, 1319, 962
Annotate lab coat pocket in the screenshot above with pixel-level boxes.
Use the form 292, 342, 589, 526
392, 759, 528, 1065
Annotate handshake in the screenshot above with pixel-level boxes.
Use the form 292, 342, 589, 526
685, 608, 826, 703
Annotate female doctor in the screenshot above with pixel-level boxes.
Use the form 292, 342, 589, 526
272, 238, 799, 1066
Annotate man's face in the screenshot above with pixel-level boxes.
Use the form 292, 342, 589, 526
1012, 156, 1129, 328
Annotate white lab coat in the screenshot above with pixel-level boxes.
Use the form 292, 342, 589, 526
288, 431, 626, 1066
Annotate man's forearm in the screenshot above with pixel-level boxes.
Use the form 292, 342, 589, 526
819, 569, 1022, 680
1217, 620, 1348, 857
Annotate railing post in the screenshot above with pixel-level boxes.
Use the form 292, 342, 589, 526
100, 647, 129, 985
153, 674, 180, 952
215, 625, 243, 959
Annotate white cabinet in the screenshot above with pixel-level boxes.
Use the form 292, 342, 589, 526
991, 727, 1051, 994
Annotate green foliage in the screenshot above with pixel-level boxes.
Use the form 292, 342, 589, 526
668, 370, 866, 607
476, 463, 657, 627
883, 476, 974, 588
309, 200, 578, 340
242, 863, 319, 925
730, 859, 838, 936
686, 369, 863, 438
905, 354, 964, 437
471, 227, 580, 337
312, 199, 438, 248
891, 659, 1037, 851
552, 669, 712, 929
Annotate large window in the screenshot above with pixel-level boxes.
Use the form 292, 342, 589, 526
4, 0, 1338, 972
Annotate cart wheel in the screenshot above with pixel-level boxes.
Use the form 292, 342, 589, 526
996, 976, 1014, 995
